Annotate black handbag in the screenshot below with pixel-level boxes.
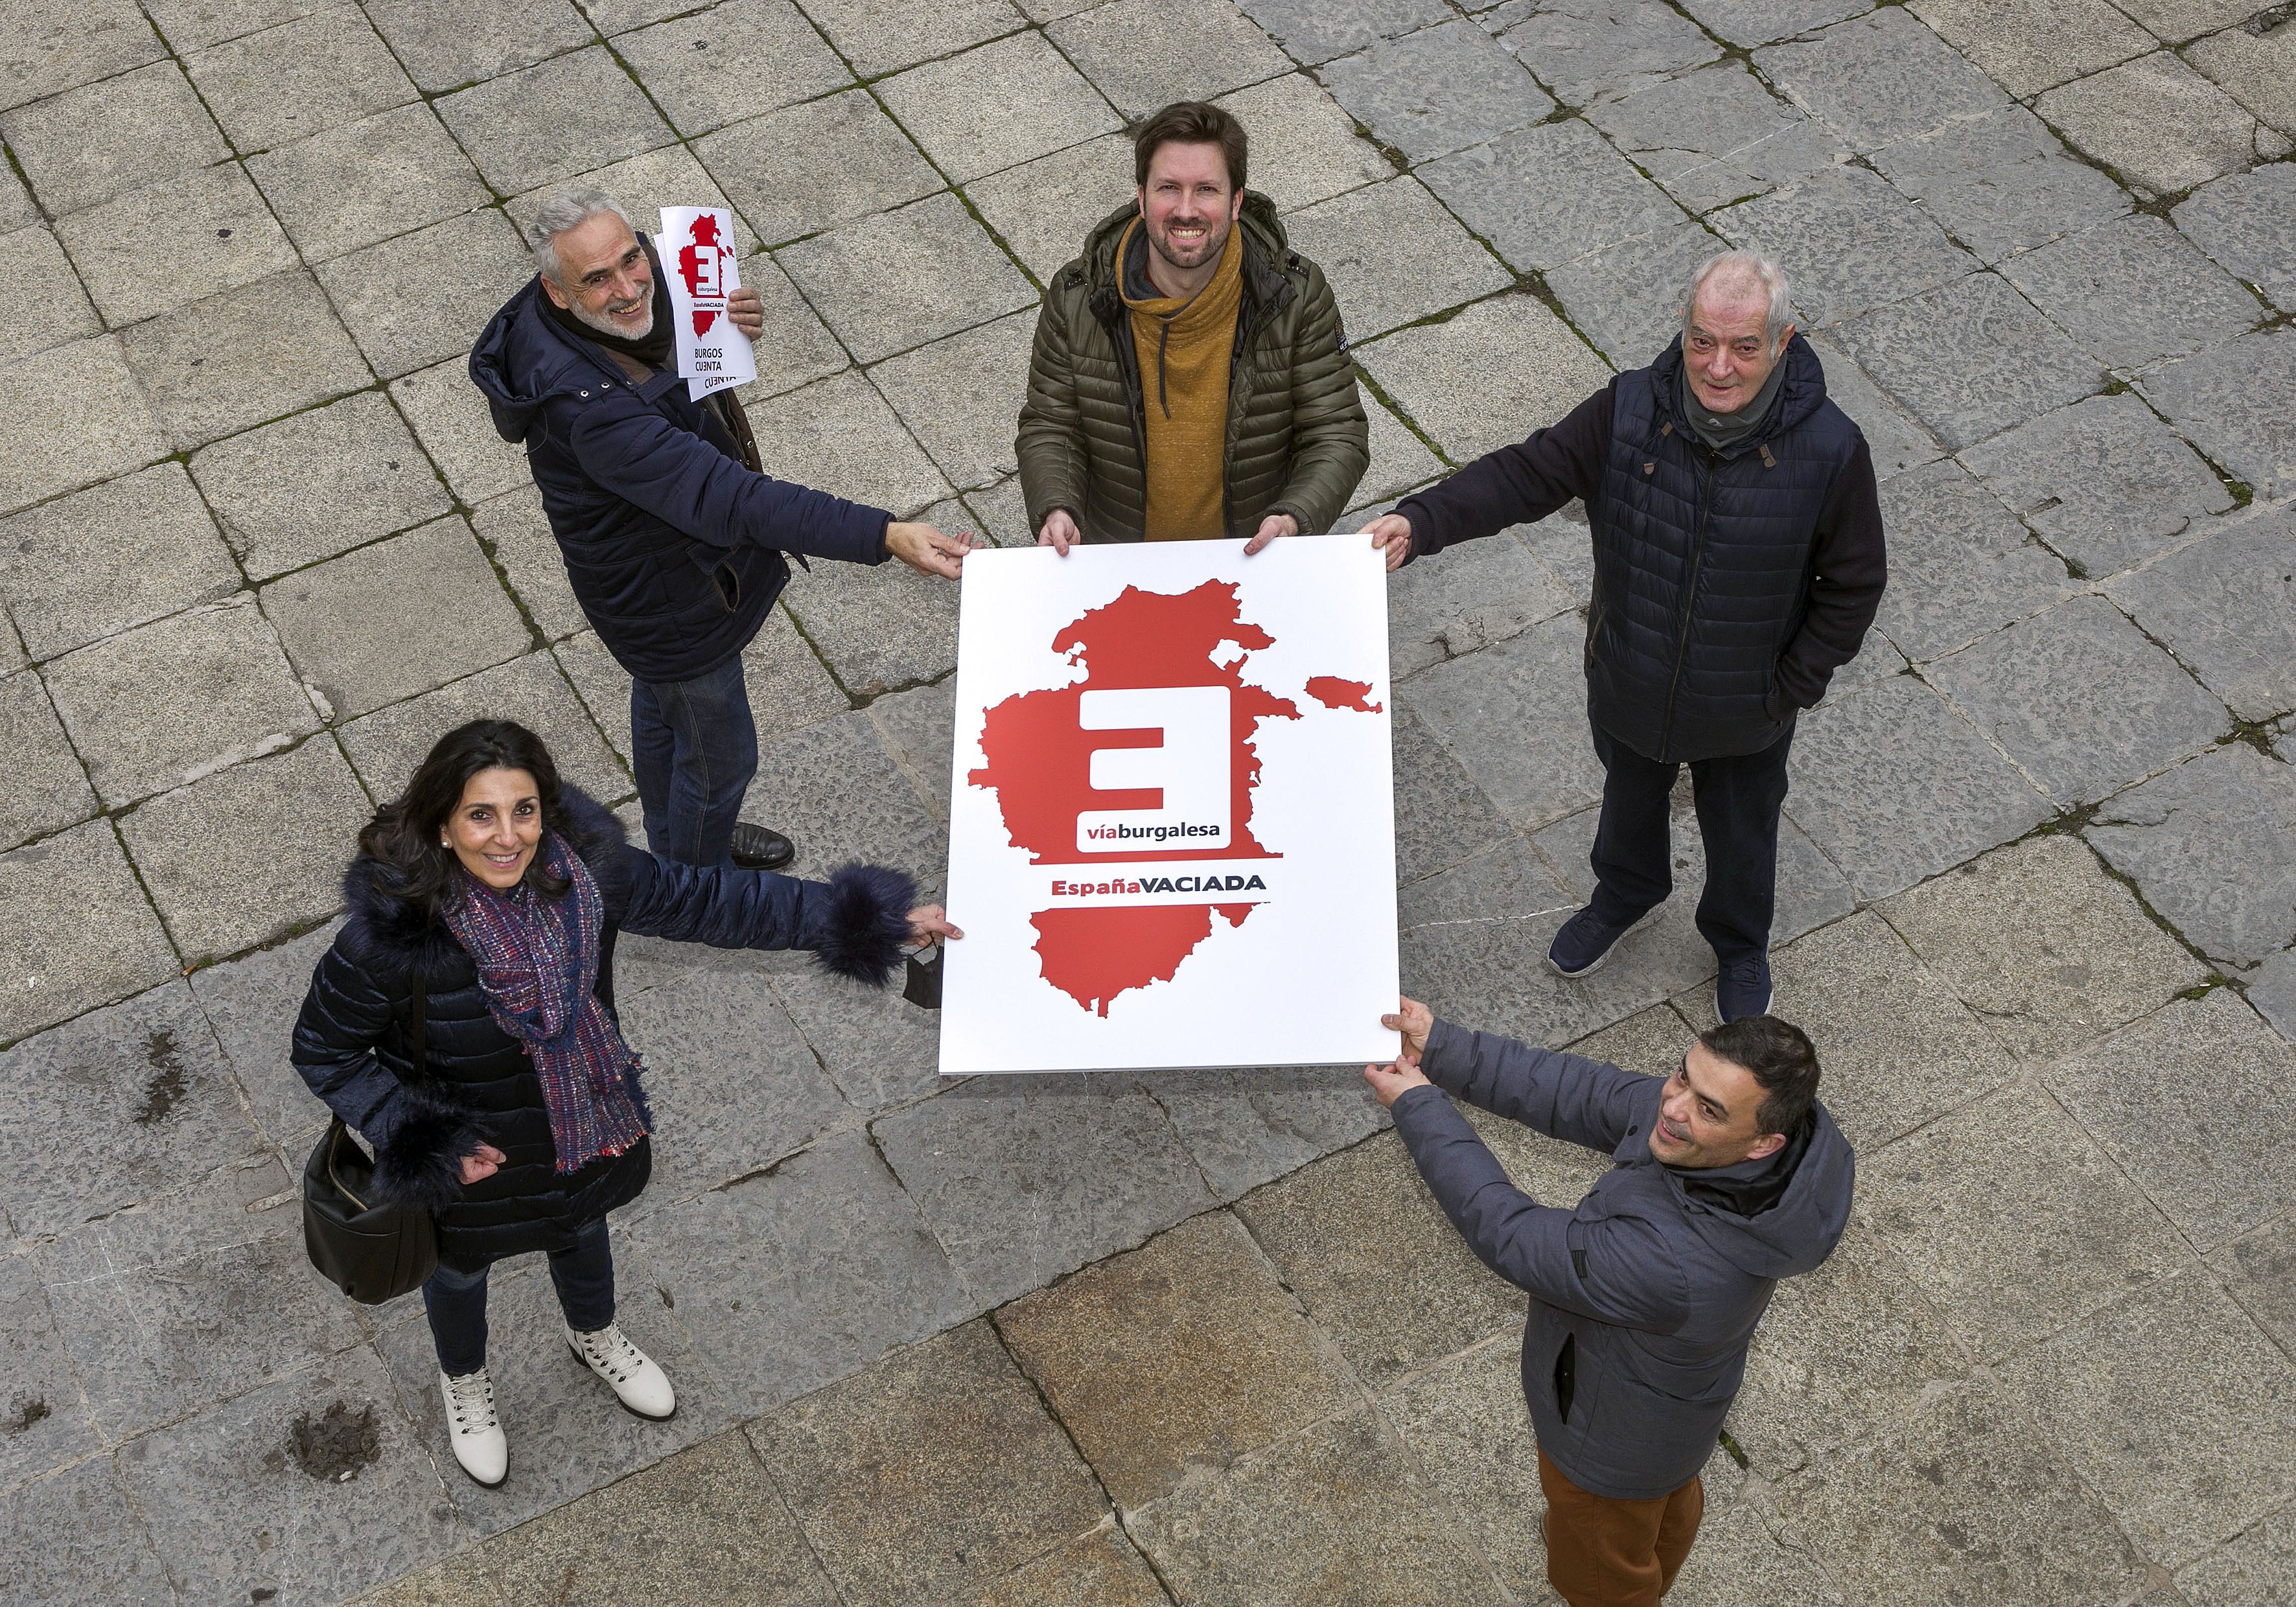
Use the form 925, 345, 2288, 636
302, 971, 439, 1303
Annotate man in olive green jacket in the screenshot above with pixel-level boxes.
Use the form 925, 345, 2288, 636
1017, 100, 1369, 553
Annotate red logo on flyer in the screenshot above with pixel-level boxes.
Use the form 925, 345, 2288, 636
676, 213, 726, 337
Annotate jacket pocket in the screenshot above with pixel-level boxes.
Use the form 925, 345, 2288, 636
1553, 1332, 1577, 1424
711, 559, 739, 613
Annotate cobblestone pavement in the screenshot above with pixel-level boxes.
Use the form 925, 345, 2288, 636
3, 0, 2294, 1601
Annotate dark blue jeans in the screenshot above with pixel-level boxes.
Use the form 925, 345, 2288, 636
423, 1219, 616, 1377
630, 654, 759, 868
1586, 721, 1794, 965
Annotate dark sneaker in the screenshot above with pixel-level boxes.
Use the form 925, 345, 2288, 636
1715, 953, 1773, 1023
729, 822, 795, 870
1547, 905, 1650, 978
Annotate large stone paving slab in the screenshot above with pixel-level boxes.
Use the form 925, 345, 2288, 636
995, 1211, 1355, 1509
2139, 328, 2296, 502
778, 191, 1037, 366
1583, 62, 1846, 218
334, 649, 626, 804
362, 0, 591, 93
118, 734, 373, 961
2089, 741, 2296, 970
1486, 0, 1721, 110
0, 462, 239, 662
748, 1319, 1107, 1607
39, 1151, 365, 1442
1237, 0, 1451, 66
1881, 833, 2208, 1061
954, 1522, 1172, 1607
435, 49, 674, 197
1923, 594, 2225, 805
1282, 177, 1511, 340
264, 516, 529, 723
1318, 19, 1556, 165
1544, 214, 1725, 372
191, 391, 453, 581
2005, 211, 2262, 373
480, 1429, 838, 1606
1998, 1268, 2296, 1569
1956, 392, 2232, 579
1870, 457, 2075, 662
1768, 1378, 2148, 1607
1860, 1078, 2194, 1359
612, 0, 850, 139
1397, 612, 1601, 830
1386, 524, 1575, 680
2035, 49, 2277, 199
868, 312, 1034, 494
2045, 989, 2296, 1252
632, 1130, 973, 1416
874, 1074, 1216, 1306
1047, 0, 1290, 120
246, 103, 494, 264
318, 209, 535, 383
1868, 104, 2131, 266
1212, 71, 1393, 214
2, 60, 227, 217
2106, 514, 2296, 723
1129, 1064, 1389, 1203
119, 1343, 465, 1606
0, 1246, 101, 1492
120, 270, 373, 451
45, 596, 321, 807
0, 820, 180, 1044
1755, 7, 2006, 152
182, 5, 416, 150
1908, 0, 2153, 97
0, 1457, 176, 1607
696, 91, 942, 251
56, 164, 297, 328
1127, 1407, 1507, 1607
740, 711, 947, 889
2172, 162, 2296, 315
962, 132, 1132, 283
741, 370, 952, 518
1419, 119, 1687, 277
0, 336, 168, 517
0, 225, 98, 365
1785, 673, 2053, 902
879, 32, 1119, 184
1718, 163, 1975, 329
1835, 272, 2102, 452
0, 980, 262, 1235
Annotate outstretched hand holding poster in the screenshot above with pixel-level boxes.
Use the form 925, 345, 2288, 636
657, 206, 756, 400
940, 535, 1400, 1074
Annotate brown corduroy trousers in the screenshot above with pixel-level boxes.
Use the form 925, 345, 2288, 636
1537, 1446, 1706, 1607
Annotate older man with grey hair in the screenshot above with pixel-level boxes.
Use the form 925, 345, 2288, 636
1365, 254, 1885, 1027
471, 189, 973, 872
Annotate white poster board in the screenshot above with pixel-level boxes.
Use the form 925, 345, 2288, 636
940, 535, 1400, 1075
656, 205, 756, 401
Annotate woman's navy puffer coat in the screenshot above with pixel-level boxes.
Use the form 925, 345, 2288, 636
290, 787, 912, 1269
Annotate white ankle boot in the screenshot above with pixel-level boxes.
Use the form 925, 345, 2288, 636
439, 1368, 507, 1487
567, 1323, 676, 1420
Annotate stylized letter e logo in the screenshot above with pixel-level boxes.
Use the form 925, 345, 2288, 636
1074, 687, 1231, 854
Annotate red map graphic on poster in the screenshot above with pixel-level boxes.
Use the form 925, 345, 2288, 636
676, 214, 725, 337
969, 581, 1370, 1016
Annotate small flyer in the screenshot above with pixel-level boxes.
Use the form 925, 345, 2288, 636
657, 205, 758, 401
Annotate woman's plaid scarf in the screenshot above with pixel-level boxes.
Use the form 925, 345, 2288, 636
443, 833, 649, 1175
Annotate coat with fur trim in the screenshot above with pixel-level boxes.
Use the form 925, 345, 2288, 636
290, 786, 914, 1269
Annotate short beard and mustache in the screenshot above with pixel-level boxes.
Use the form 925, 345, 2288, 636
568, 293, 654, 340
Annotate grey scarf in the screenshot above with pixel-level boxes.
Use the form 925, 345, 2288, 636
1677, 351, 1787, 453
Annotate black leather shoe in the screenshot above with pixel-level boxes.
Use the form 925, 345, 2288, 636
729, 822, 795, 870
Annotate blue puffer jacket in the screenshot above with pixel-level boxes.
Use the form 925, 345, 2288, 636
289, 787, 913, 1269
1392, 1019, 1853, 1502
469, 261, 891, 684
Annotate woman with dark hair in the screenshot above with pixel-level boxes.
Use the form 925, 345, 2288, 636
290, 719, 955, 1488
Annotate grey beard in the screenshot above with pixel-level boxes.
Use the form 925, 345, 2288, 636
570, 297, 653, 340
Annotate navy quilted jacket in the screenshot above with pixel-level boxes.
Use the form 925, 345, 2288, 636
288, 787, 912, 1269
1398, 336, 1885, 763
469, 258, 891, 684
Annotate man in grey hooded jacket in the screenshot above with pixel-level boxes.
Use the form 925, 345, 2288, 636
1365, 999, 1853, 1607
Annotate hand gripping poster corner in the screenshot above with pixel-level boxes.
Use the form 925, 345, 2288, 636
940, 534, 1401, 1075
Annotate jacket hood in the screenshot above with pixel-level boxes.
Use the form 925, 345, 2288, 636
339, 784, 631, 983
1080, 191, 1292, 303
469, 271, 625, 446
1649, 332, 1830, 450
1664, 1102, 1855, 1278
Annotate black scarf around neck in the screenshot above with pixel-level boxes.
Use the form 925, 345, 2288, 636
1677, 347, 1787, 454
543, 233, 675, 371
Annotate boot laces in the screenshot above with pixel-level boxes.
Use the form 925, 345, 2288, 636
575, 1324, 642, 1383
443, 1369, 497, 1433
